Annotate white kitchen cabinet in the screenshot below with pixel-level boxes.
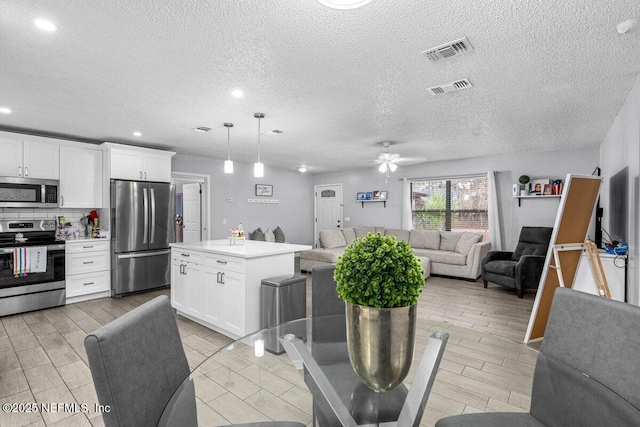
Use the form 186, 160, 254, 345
65, 239, 111, 303
59, 146, 103, 208
203, 265, 246, 337
169, 240, 311, 339
103, 143, 174, 183
0, 137, 59, 179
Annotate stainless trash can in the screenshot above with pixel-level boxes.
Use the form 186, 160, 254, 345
260, 274, 307, 354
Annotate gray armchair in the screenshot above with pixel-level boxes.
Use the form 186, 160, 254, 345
436, 287, 640, 426
482, 226, 552, 298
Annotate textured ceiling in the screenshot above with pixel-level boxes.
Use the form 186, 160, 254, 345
1, 1, 639, 173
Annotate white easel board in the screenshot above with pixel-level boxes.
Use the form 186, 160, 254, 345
524, 174, 602, 343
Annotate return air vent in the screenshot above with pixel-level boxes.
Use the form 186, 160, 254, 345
422, 37, 474, 62
428, 79, 472, 96
193, 126, 211, 132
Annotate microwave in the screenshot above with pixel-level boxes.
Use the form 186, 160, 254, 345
0, 177, 59, 208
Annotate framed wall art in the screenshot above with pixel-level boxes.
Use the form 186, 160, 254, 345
255, 184, 273, 197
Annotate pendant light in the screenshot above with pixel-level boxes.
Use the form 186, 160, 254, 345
254, 113, 265, 178
223, 122, 234, 174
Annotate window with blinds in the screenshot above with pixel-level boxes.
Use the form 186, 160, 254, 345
411, 176, 488, 239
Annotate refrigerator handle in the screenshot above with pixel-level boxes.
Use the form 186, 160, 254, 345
143, 187, 149, 244
150, 188, 156, 244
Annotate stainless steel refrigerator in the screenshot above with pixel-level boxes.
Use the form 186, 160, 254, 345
111, 180, 175, 297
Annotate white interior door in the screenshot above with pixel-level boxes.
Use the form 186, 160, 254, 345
183, 183, 202, 242
315, 184, 343, 248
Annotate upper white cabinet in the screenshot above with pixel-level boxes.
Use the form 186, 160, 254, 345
103, 142, 174, 182
0, 137, 59, 179
59, 146, 103, 208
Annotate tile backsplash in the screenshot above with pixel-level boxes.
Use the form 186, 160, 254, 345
0, 208, 93, 233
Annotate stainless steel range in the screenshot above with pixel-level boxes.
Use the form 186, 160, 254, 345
0, 219, 66, 317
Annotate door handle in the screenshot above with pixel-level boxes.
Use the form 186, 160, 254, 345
144, 171, 147, 180
82, 261, 94, 265
216, 272, 221, 283
143, 187, 149, 244
150, 188, 156, 244
216, 260, 227, 264
220, 272, 225, 284
181, 253, 190, 257
24, 167, 28, 176
61, 196, 64, 207
18, 166, 21, 176
140, 171, 143, 179
83, 282, 95, 286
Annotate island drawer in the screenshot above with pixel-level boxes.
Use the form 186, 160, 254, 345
172, 249, 202, 264
203, 253, 246, 273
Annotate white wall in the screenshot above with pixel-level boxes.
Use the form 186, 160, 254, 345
172, 155, 315, 245
313, 146, 599, 251
600, 73, 640, 305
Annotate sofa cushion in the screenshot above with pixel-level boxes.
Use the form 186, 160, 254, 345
264, 228, 276, 242
484, 260, 517, 277
299, 248, 345, 263
455, 232, 483, 255
413, 249, 467, 266
319, 229, 347, 249
354, 227, 376, 239
409, 230, 440, 250
385, 229, 410, 242
274, 226, 285, 243
440, 232, 463, 251
342, 227, 356, 245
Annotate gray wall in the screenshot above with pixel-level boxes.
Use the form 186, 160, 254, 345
600, 73, 640, 305
172, 155, 315, 245
313, 146, 599, 251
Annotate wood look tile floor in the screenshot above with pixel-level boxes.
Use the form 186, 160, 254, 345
0, 276, 538, 427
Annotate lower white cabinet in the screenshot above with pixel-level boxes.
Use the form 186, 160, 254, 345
66, 240, 110, 303
203, 265, 245, 338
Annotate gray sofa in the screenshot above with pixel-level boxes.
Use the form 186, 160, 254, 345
300, 227, 491, 280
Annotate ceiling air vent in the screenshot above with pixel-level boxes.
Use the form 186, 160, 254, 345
193, 126, 211, 133
428, 79, 472, 96
421, 37, 474, 62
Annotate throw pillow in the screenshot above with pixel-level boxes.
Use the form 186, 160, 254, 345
273, 226, 285, 243
454, 232, 482, 255
409, 230, 440, 250
342, 227, 356, 245
354, 227, 376, 239
251, 228, 265, 241
319, 229, 347, 249
440, 232, 463, 251
265, 228, 276, 243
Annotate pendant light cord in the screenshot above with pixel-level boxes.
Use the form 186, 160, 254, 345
227, 126, 231, 160
257, 117, 261, 163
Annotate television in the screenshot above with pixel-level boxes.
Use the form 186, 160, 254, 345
608, 167, 628, 244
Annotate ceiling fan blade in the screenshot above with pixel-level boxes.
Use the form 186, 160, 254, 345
378, 153, 397, 161
393, 156, 427, 165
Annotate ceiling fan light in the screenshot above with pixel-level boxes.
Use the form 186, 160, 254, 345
224, 160, 234, 174
378, 163, 388, 173
254, 162, 264, 178
317, 0, 373, 9
389, 163, 398, 172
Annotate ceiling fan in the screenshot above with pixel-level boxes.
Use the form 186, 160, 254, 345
375, 142, 426, 182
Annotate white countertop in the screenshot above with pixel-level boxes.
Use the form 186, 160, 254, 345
170, 239, 312, 258
63, 237, 109, 243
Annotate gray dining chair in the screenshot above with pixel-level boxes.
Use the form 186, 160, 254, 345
436, 287, 640, 426
84, 295, 193, 427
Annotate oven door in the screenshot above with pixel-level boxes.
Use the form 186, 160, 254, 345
0, 244, 65, 296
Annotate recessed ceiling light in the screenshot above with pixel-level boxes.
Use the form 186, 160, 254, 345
34, 19, 58, 32
0, 107, 11, 114
317, 0, 373, 10
297, 165, 308, 173
133, 132, 142, 137
193, 126, 211, 132
231, 90, 243, 98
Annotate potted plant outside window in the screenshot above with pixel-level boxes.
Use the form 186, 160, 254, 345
334, 232, 425, 391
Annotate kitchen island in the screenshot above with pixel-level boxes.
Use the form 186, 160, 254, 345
169, 239, 312, 339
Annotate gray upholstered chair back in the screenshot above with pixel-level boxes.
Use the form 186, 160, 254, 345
311, 264, 345, 317
531, 288, 640, 426
84, 295, 191, 427
511, 226, 553, 260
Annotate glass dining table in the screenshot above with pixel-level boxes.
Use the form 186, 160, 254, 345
160, 315, 539, 426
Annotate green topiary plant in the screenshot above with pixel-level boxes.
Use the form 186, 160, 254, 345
334, 233, 425, 309
519, 175, 530, 184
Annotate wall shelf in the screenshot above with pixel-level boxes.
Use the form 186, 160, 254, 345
513, 194, 561, 207
360, 200, 386, 208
